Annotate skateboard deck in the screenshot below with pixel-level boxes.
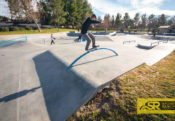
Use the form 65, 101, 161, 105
88, 45, 100, 51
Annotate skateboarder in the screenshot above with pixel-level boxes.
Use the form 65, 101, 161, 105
153, 29, 156, 38
81, 14, 104, 51
51, 34, 55, 45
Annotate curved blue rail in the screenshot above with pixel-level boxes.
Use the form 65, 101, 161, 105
66, 48, 118, 70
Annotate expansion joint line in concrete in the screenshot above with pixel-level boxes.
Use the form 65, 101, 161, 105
66, 48, 119, 70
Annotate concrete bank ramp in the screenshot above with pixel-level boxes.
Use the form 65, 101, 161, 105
21, 51, 95, 121
0, 34, 175, 121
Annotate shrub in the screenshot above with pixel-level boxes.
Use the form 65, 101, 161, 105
9, 27, 26, 31
25, 26, 33, 30
19, 27, 26, 31
33, 27, 38, 30
9, 27, 20, 31
0, 27, 9, 32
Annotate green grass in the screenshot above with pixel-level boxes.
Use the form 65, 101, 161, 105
67, 50, 175, 121
0, 28, 76, 35
0, 28, 152, 35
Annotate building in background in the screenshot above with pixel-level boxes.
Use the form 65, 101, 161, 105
158, 26, 170, 34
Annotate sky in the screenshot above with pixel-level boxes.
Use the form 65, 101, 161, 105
0, 0, 10, 18
0, 0, 175, 18
0, 0, 38, 18
88, 0, 175, 18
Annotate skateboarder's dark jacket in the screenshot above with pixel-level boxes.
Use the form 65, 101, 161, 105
81, 17, 101, 34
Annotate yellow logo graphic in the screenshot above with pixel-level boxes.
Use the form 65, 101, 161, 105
137, 98, 175, 114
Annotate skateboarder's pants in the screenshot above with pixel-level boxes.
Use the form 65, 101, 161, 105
82, 32, 96, 50
51, 40, 55, 45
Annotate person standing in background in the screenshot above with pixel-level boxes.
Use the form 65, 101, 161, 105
51, 34, 55, 45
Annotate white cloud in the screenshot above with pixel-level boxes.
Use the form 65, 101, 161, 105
141, 0, 164, 6
88, 0, 175, 18
88, 0, 131, 17
89, 0, 128, 14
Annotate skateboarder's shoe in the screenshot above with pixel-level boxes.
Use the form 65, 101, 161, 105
92, 45, 99, 49
85, 48, 90, 52
85, 45, 100, 52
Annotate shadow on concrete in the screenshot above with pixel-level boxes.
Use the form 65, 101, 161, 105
33, 51, 95, 121
0, 86, 40, 102
92, 32, 110, 35
73, 55, 116, 67
136, 44, 155, 50
67, 32, 79, 37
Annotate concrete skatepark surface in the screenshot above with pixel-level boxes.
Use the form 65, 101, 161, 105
0, 32, 175, 121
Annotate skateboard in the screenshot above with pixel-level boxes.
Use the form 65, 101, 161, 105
87, 45, 100, 51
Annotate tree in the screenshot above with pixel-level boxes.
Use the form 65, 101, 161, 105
76, 0, 84, 28
123, 12, 130, 29
115, 13, 122, 29
148, 14, 159, 30
170, 16, 175, 25
111, 15, 115, 29
7, 0, 41, 32
66, 0, 78, 28
148, 14, 155, 29
104, 14, 110, 32
6, 0, 22, 20
82, 0, 93, 22
167, 16, 175, 26
95, 16, 103, 30
7, 0, 93, 30
49, 0, 66, 30
40, 0, 51, 24
172, 16, 175, 24
140, 14, 147, 29
97, 16, 102, 22
134, 13, 140, 28
20, 0, 41, 31
158, 14, 167, 26
65, 0, 92, 28
0, 16, 9, 22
